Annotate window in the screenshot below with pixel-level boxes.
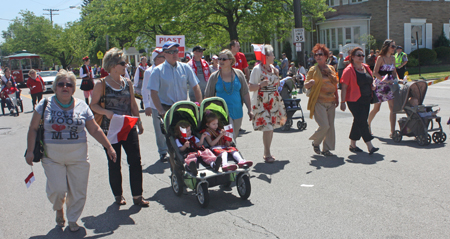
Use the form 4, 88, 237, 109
411, 25, 424, 47
345, 28, 352, 44
353, 27, 360, 44
331, 28, 337, 49
11, 59, 20, 71
326, 29, 330, 49
21, 59, 31, 70
337, 28, 343, 46
328, 0, 339, 7
350, 0, 368, 3
31, 58, 40, 70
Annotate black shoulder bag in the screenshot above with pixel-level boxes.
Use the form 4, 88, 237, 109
24, 98, 48, 162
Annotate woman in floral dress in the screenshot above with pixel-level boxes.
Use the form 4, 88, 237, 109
249, 44, 286, 163
368, 39, 399, 137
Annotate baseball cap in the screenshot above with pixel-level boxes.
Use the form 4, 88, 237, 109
162, 41, 180, 50
151, 48, 163, 61
193, 45, 206, 51
212, 55, 218, 60
397, 46, 403, 49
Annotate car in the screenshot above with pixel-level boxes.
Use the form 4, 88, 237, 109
38, 71, 58, 93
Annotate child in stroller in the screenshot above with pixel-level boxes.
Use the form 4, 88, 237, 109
201, 110, 253, 172
1, 81, 21, 116
174, 120, 221, 176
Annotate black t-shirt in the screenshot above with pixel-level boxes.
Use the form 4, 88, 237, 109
355, 69, 373, 98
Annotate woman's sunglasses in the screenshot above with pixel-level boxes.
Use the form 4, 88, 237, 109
355, 54, 365, 57
390, 45, 397, 49
314, 53, 324, 57
118, 61, 126, 66
57, 82, 74, 88
217, 58, 230, 61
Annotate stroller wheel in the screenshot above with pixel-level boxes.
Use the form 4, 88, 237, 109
433, 132, 446, 143
392, 130, 402, 143
417, 135, 428, 146
426, 134, 431, 145
441, 132, 447, 143
297, 121, 307, 131
171, 172, 184, 196
196, 183, 210, 208
236, 173, 251, 200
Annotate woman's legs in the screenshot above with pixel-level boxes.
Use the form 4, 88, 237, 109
263, 130, 273, 157
388, 99, 396, 136
309, 102, 335, 151
83, 90, 93, 104
121, 128, 143, 197
368, 102, 381, 129
106, 142, 123, 197
231, 117, 243, 140
65, 159, 90, 223
348, 101, 374, 150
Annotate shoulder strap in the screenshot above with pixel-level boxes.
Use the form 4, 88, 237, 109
40, 98, 48, 121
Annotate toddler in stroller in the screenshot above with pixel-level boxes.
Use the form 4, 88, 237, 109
201, 110, 253, 172
174, 120, 221, 176
1, 81, 21, 116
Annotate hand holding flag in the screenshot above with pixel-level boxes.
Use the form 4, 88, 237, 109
223, 124, 234, 141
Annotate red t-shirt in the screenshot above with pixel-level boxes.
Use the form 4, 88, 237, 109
233, 52, 248, 71
26, 76, 45, 94
344, 55, 350, 61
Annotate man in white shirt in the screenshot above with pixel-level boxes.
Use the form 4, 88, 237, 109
134, 56, 149, 109
142, 48, 167, 161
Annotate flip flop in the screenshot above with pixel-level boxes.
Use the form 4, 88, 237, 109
264, 156, 275, 163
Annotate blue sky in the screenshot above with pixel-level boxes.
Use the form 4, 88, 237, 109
1, 0, 83, 43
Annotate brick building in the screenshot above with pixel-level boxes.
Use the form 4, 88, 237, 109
319, 0, 450, 54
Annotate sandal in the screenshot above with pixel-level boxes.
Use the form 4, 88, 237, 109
349, 145, 363, 153
369, 147, 379, 155
56, 215, 65, 227
264, 156, 275, 163
321, 150, 334, 156
115, 196, 126, 205
312, 142, 321, 154
133, 196, 149, 207
68, 222, 80, 232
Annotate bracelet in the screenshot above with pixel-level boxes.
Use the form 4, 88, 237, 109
136, 119, 142, 125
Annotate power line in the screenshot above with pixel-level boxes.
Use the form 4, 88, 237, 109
43, 9, 59, 24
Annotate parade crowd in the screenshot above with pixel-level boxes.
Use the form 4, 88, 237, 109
21, 38, 412, 232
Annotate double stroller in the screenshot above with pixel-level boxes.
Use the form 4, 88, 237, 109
278, 76, 307, 131
392, 80, 446, 145
162, 97, 251, 208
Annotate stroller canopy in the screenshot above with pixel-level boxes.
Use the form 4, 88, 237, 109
200, 97, 230, 127
394, 80, 428, 112
164, 101, 199, 135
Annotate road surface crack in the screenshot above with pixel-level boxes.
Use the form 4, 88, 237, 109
226, 211, 280, 238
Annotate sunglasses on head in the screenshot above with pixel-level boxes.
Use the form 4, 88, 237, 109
164, 49, 179, 54
57, 82, 74, 88
314, 53, 324, 57
355, 54, 365, 57
218, 58, 230, 61
118, 61, 126, 66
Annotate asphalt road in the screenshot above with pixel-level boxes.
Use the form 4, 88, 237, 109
1, 79, 449, 238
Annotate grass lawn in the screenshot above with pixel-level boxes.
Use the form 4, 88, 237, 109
408, 71, 450, 80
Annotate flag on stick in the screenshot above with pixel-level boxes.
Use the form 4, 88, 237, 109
180, 127, 187, 138
25, 172, 35, 189
107, 114, 139, 144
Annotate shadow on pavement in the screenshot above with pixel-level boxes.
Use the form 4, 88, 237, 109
273, 127, 306, 134
147, 186, 253, 217
80, 203, 141, 235
346, 153, 385, 165
375, 136, 447, 149
143, 160, 170, 175
252, 160, 290, 184
309, 155, 345, 170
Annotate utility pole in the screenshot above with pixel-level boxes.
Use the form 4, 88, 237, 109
43, 9, 59, 24
293, 0, 304, 66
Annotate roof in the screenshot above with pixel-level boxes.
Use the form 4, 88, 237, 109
6, 53, 40, 59
317, 14, 372, 24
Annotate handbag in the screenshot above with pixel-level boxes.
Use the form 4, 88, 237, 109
24, 98, 48, 162
93, 78, 106, 126
370, 90, 379, 104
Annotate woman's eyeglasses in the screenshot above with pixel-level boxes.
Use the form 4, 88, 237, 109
217, 58, 229, 61
118, 61, 126, 66
314, 53, 324, 57
57, 82, 74, 88
355, 54, 365, 57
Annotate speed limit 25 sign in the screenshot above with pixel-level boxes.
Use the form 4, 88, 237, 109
293, 28, 305, 43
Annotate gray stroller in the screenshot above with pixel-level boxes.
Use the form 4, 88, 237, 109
392, 81, 446, 145
278, 77, 307, 131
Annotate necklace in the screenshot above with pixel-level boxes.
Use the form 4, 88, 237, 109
221, 71, 235, 95
109, 77, 124, 90
55, 96, 73, 108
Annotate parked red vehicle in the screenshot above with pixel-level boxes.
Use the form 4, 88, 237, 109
1, 51, 43, 88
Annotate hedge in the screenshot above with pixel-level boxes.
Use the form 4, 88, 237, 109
409, 48, 437, 65
434, 46, 450, 63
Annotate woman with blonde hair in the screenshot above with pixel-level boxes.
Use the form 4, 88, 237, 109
25, 69, 116, 231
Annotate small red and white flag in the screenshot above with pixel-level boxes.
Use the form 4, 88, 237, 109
223, 124, 234, 141
180, 127, 187, 138
107, 114, 139, 144
251, 44, 266, 65
25, 172, 35, 188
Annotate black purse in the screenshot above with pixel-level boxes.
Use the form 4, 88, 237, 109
370, 90, 379, 104
24, 98, 48, 162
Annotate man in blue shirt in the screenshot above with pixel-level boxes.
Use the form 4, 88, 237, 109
149, 41, 202, 116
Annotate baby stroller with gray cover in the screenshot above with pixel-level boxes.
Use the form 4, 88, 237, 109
162, 99, 251, 208
391, 80, 446, 145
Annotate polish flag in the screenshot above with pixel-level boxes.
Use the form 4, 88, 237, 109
25, 172, 35, 188
107, 114, 139, 144
251, 44, 266, 65
180, 127, 187, 138
223, 124, 234, 141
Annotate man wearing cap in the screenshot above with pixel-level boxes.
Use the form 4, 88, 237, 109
395, 46, 408, 79
209, 55, 219, 74
230, 40, 250, 81
142, 48, 169, 162
188, 46, 210, 102
149, 41, 202, 118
